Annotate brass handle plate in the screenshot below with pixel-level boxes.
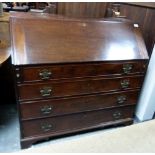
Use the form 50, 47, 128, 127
121, 79, 130, 89
40, 87, 52, 97
39, 69, 52, 80
41, 123, 52, 132
117, 95, 127, 104
113, 111, 122, 119
123, 64, 133, 74
40, 105, 53, 115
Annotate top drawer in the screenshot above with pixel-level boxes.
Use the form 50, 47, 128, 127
15, 61, 147, 83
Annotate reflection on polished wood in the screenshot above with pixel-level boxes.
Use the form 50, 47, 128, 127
107, 2, 155, 56
10, 13, 149, 149
10, 12, 148, 65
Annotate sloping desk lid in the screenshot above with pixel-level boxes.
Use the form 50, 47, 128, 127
10, 12, 149, 66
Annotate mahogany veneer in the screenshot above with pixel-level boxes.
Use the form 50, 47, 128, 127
10, 12, 148, 149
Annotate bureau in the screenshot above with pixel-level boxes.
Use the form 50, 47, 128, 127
10, 12, 149, 149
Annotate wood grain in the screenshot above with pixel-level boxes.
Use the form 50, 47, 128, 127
20, 89, 139, 120
22, 105, 135, 138
17, 75, 144, 101
57, 2, 107, 18
107, 3, 155, 56
15, 61, 146, 83
10, 13, 148, 149
10, 13, 148, 65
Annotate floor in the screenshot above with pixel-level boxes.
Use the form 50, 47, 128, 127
0, 104, 140, 153
0, 104, 20, 152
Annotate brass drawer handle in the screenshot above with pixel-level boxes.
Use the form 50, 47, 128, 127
41, 105, 53, 115
41, 123, 52, 132
39, 69, 52, 80
117, 95, 127, 104
121, 79, 130, 89
123, 64, 133, 74
40, 87, 52, 97
113, 111, 122, 119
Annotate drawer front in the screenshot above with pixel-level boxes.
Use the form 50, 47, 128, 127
16, 61, 146, 82
18, 75, 143, 101
22, 105, 135, 138
20, 90, 139, 120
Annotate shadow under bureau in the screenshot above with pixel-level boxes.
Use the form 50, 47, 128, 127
10, 12, 149, 149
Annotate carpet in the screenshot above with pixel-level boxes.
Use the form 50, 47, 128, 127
20, 119, 155, 153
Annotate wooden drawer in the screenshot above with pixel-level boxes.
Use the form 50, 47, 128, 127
21, 105, 135, 138
20, 90, 139, 120
18, 75, 143, 101
15, 61, 146, 83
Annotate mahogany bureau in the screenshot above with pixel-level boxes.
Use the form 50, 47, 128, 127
10, 13, 149, 149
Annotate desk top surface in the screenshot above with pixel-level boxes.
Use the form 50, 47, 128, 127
10, 12, 149, 66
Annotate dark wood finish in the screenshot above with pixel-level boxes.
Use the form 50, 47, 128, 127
22, 105, 135, 138
123, 3, 155, 9
20, 89, 139, 120
57, 2, 107, 18
10, 12, 148, 65
15, 61, 146, 83
18, 75, 143, 101
10, 13, 148, 149
57, 2, 155, 56
107, 2, 155, 56
20, 118, 133, 149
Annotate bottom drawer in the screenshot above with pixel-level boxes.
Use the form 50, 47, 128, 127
22, 105, 135, 138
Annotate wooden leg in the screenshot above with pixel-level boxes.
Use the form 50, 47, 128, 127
123, 119, 133, 126
20, 119, 134, 149
21, 137, 52, 149
21, 139, 36, 149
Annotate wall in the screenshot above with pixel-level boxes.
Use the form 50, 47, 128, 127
57, 2, 107, 18
107, 3, 155, 56
136, 44, 155, 121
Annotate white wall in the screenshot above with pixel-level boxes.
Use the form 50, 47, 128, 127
136, 45, 155, 121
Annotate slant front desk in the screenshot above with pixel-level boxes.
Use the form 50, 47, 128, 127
10, 13, 149, 149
